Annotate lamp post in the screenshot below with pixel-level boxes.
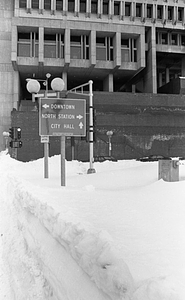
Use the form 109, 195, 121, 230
106, 130, 113, 156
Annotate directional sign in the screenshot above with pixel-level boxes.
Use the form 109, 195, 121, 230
39, 98, 86, 136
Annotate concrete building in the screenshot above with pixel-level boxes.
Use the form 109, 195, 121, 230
1, 0, 185, 158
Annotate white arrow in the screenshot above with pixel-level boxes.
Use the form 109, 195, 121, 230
76, 115, 83, 119
42, 104, 49, 109
79, 122, 84, 129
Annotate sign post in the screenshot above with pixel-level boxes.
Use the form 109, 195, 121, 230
39, 98, 86, 186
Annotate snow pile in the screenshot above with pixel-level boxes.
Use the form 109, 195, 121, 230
0, 151, 185, 300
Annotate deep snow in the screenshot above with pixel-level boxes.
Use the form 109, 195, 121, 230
0, 151, 185, 299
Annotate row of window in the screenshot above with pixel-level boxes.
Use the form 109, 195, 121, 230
17, 31, 137, 63
156, 31, 185, 46
18, 0, 185, 22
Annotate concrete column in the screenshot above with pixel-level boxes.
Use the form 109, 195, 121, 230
143, 26, 157, 93
39, 27, 44, 64
39, 0, 44, 13
136, 30, 145, 69
11, 25, 17, 67
62, 72, 67, 90
103, 74, 114, 92
51, 0, 55, 14
13, 71, 20, 110
27, 0, 31, 12
113, 32, 121, 68
64, 28, 70, 65
166, 68, 170, 83
75, 0, 79, 16
86, 0, 90, 17
90, 30, 96, 65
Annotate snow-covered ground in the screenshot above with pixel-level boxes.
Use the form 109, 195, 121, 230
0, 151, 185, 300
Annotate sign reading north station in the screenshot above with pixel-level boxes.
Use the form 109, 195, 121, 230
39, 98, 86, 136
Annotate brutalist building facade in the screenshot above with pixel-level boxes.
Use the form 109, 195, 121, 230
1, 0, 185, 161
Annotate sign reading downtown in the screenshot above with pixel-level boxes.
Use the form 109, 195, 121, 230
39, 98, 86, 136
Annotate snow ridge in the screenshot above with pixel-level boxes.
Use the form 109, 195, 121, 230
7, 174, 135, 300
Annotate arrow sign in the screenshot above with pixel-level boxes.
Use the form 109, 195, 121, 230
42, 104, 50, 109
76, 114, 83, 119
39, 98, 86, 136
79, 122, 84, 129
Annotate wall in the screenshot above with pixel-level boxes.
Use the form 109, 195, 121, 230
11, 92, 185, 161
0, 1, 17, 151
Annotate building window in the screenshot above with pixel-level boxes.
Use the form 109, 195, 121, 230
114, 1, 120, 16
171, 34, 178, 45
56, 0, 63, 11
68, 0, 75, 12
161, 33, 168, 44
18, 32, 38, 57
44, 33, 64, 58
91, 0, 98, 14
80, 0, 86, 13
125, 2, 131, 17
136, 4, 142, 18
103, 0, 109, 15
32, 0, 39, 9
147, 4, 152, 18
96, 37, 113, 61
19, 0, 26, 8
181, 35, 185, 46
168, 6, 173, 20
70, 35, 89, 59
44, 0, 51, 10
178, 7, 183, 21
157, 5, 163, 19
121, 38, 137, 63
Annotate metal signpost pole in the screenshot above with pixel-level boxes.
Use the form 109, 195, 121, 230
87, 80, 96, 174
61, 135, 66, 186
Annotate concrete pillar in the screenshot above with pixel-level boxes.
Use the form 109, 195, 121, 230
113, 32, 121, 68
136, 29, 145, 69
166, 68, 170, 83
143, 26, 157, 93
90, 30, 96, 66
64, 28, 70, 65
62, 72, 67, 90
103, 74, 114, 92
39, 27, 44, 64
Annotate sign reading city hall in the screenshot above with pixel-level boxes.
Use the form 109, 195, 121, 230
39, 98, 86, 136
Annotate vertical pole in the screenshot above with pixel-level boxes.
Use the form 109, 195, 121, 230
44, 142, 49, 178
61, 135, 66, 186
44, 86, 49, 178
87, 80, 96, 174
71, 137, 75, 160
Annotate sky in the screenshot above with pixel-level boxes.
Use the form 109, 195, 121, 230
0, 150, 185, 300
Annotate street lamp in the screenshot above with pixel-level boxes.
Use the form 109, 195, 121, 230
106, 130, 113, 156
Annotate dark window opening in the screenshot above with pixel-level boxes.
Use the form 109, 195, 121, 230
157, 5, 163, 19
168, 6, 173, 20
44, 0, 51, 10
103, 0, 109, 15
80, 0, 86, 13
181, 35, 185, 46
125, 2, 131, 16
171, 34, 178, 45
70, 35, 89, 59
56, 0, 63, 11
162, 33, 168, 44
19, 0, 26, 8
32, 0, 39, 9
178, 8, 183, 21
147, 5, 152, 18
68, 0, 75, 12
91, 0, 98, 14
136, 4, 142, 17
114, 1, 120, 16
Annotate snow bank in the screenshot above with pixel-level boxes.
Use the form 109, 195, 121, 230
3, 173, 135, 300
